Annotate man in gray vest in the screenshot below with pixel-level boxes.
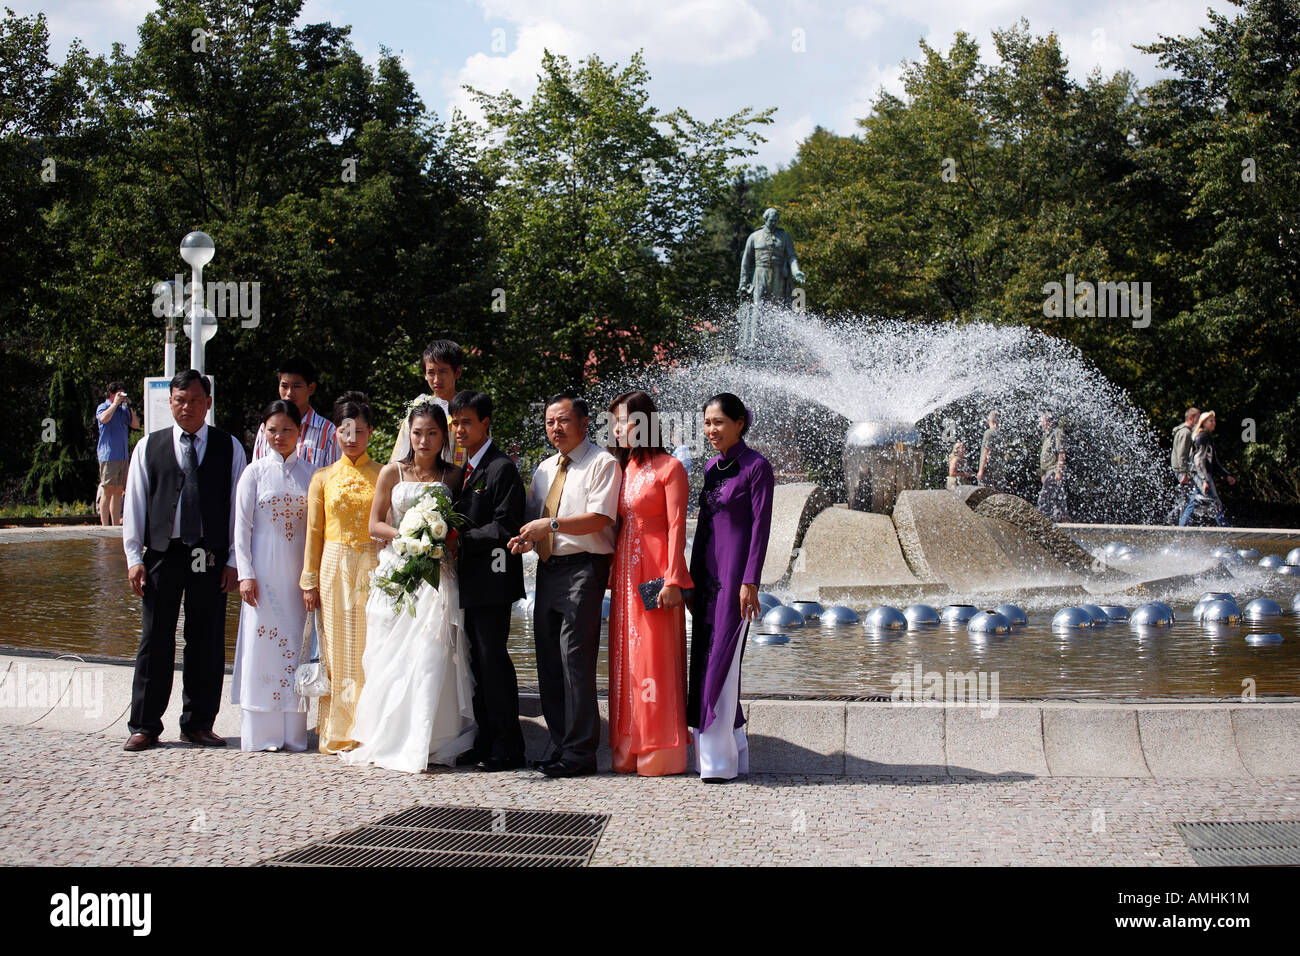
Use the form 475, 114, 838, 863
1167, 406, 1199, 524
1036, 411, 1068, 522
121, 370, 247, 752
977, 410, 1006, 491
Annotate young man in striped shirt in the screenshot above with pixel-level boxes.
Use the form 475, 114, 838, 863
251, 358, 339, 468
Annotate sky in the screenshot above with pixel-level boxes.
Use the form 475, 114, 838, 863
20, 0, 1241, 170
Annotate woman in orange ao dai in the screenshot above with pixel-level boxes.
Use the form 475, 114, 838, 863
606, 389, 693, 775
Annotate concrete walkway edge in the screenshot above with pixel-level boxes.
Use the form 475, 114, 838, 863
3, 654, 1296, 779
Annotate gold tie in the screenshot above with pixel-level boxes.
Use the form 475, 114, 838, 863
536, 454, 570, 562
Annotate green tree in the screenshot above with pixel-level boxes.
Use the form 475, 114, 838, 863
28, 0, 493, 466
1137, 0, 1300, 501
699, 168, 768, 304
22, 369, 95, 505
468, 50, 772, 425
0, 7, 99, 503
760, 10, 1299, 505
776, 24, 1147, 330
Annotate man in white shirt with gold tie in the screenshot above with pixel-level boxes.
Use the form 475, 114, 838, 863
509, 390, 620, 777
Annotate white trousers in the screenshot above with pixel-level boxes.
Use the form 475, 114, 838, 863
241, 710, 310, 752
694, 634, 748, 780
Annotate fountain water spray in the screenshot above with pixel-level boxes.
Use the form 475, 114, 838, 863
607, 306, 1173, 523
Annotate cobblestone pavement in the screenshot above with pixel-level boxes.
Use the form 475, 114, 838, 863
1, 726, 1297, 866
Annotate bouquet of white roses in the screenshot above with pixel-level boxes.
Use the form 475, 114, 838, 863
372, 483, 463, 615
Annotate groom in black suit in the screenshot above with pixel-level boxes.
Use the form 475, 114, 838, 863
449, 390, 527, 771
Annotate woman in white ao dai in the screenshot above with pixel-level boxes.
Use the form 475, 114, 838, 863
232, 401, 320, 751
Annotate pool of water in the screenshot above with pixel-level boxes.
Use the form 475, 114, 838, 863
2, 537, 1298, 698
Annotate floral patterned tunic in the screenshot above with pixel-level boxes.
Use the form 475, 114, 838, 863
231, 451, 316, 713
608, 453, 693, 757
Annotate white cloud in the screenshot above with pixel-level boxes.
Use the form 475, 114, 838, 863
474, 0, 770, 64
837, 61, 905, 133
28, 0, 154, 56
878, 0, 1234, 83
1052, 1, 1222, 81
844, 5, 884, 39
760, 111, 815, 168
446, 0, 772, 121
445, 19, 582, 122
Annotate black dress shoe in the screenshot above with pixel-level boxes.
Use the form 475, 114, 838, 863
540, 759, 597, 778
180, 729, 226, 747
455, 750, 483, 767
529, 754, 562, 771
476, 756, 526, 772
123, 732, 159, 752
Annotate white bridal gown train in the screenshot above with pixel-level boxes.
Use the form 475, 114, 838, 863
340, 480, 476, 773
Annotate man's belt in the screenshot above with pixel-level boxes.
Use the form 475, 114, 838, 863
540, 551, 609, 567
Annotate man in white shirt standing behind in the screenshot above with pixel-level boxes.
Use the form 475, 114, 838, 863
121, 370, 247, 752
509, 390, 621, 777
390, 339, 466, 466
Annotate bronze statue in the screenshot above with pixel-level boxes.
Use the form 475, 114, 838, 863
737, 207, 804, 350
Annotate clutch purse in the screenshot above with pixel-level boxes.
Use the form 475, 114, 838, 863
637, 577, 692, 611
293, 610, 331, 700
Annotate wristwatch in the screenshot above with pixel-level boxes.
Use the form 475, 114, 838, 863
549, 517, 560, 532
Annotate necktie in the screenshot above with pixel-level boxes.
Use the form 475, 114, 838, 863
179, 432, 202, 547
536, 454, 570, 562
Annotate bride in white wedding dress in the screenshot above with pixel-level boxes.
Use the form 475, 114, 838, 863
340, 400, 475, 773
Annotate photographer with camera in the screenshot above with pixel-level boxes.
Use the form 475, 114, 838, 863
96, 380, 141, 525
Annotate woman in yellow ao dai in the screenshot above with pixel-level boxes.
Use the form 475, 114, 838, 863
300, 392, 381, 753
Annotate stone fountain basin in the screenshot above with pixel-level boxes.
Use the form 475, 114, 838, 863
754, 484, 1297, 607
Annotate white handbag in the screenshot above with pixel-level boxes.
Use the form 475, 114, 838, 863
293, 610, 331, 699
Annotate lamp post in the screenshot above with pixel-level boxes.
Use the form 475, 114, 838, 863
150, 277, 184, 378
179, 231, 216, 372
165, 314, 176, 378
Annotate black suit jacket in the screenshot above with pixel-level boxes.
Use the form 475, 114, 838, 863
452, 443, 526, 608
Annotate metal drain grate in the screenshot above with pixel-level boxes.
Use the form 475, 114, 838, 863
1176, 821, 1300, 866
261, 805, 609, 867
